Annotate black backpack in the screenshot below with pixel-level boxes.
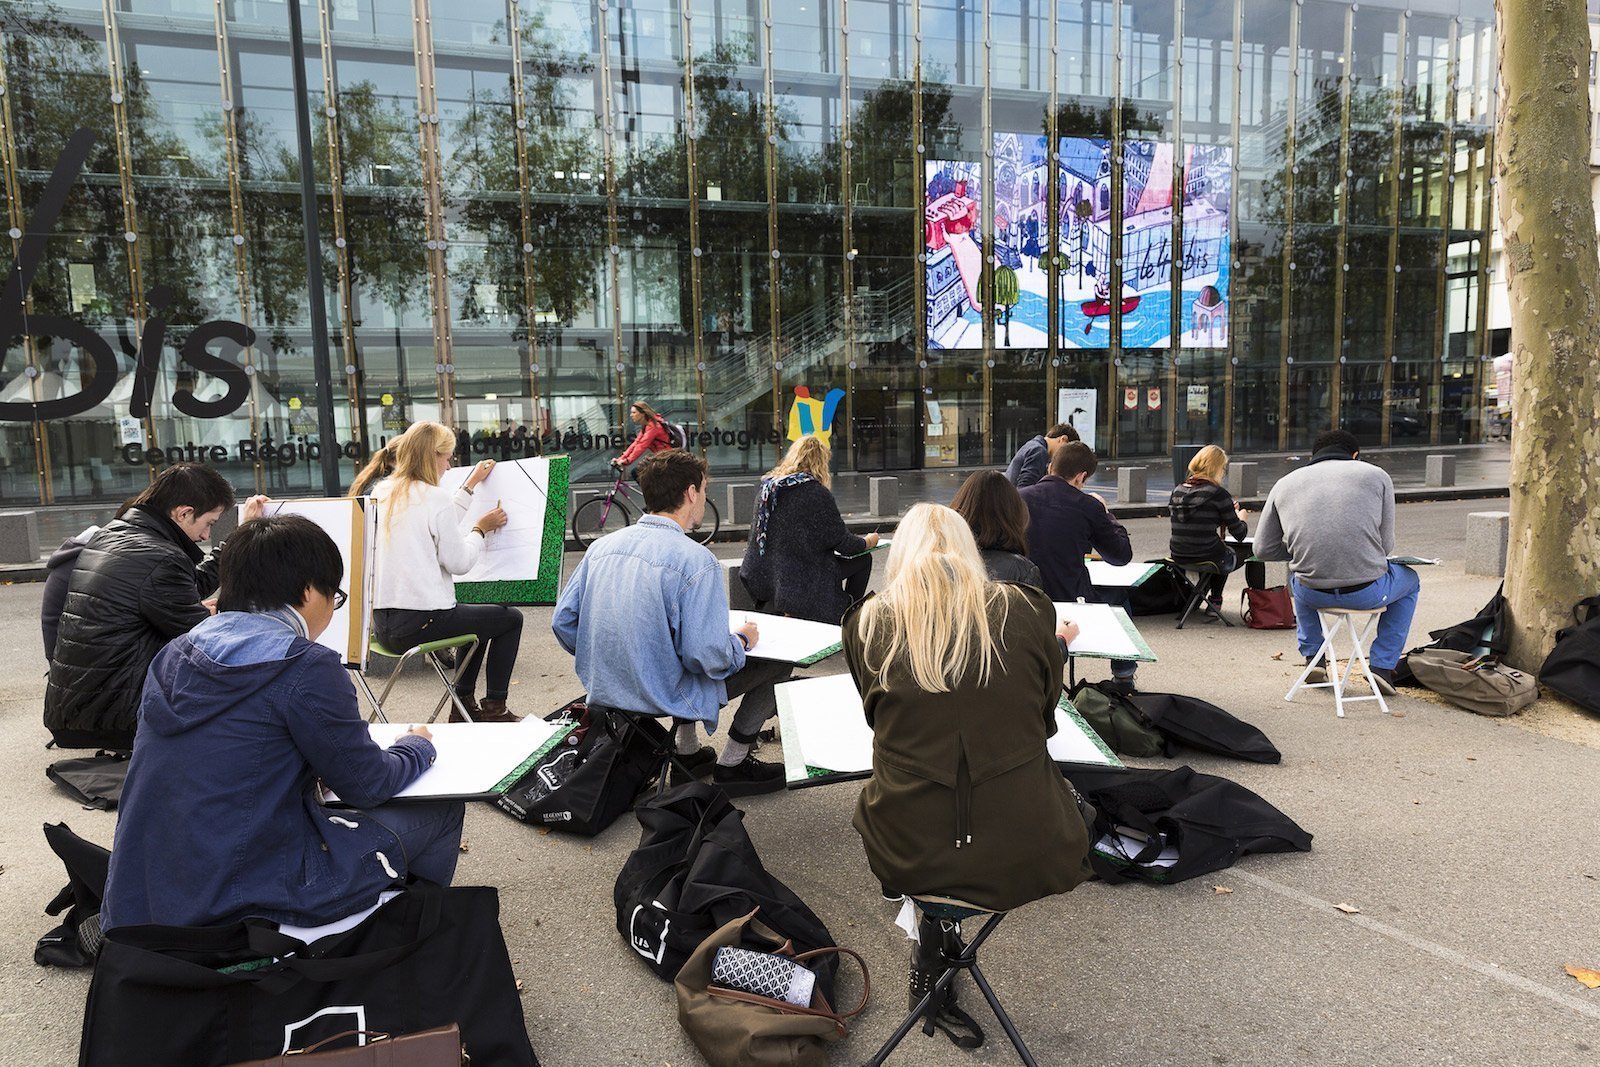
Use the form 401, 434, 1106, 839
1127, 561, 1192, 616
1538, 595, 1600, 714
496, 700, 667, 836
613, 780, 839, 992
36, 822, 110, 967
1394, 583, 1510, 688
659, 417, 690, 450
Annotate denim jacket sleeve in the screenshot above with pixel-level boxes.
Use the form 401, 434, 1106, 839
551, 553, 586, 654
677, 557, 746, 681
285, 647, 435, 809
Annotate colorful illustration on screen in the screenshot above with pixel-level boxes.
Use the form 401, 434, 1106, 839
1056, 137, 1115, 348
786, 386, 847, 446
1181, 144, 1231, 349
991, 134, 1050, 349
1117, 140, 1176, 349
925, 160, 984, 350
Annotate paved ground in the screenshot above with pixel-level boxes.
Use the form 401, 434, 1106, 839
3, 497, 1599, 1066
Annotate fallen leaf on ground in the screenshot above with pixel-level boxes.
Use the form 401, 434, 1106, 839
1212, 886, 1233, 895
537, 827, 553, 836
1270, 652, 1284, 661
515, 978, 525, 992
1565, 965, 1600, 989
459, 842, 471, 853
1333, 902, 1361, 915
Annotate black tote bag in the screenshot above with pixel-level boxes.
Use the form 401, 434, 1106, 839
613, 780, 839, 994
1125, 691, 1282, 764
79, 883, 537, 1067
1539, 595, 1600, 714
36, 822, 110, 968
1063, 765, 1312, 885
498, 702, 668, 836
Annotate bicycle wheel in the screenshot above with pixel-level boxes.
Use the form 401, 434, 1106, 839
691, 496, 720, 546
573, 495, 632, 549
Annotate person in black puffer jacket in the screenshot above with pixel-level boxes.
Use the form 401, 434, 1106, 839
45, 464, 263, 749
740, 435, 877, 624
1168, 444, 1250, 611
951, 470, 1044, 589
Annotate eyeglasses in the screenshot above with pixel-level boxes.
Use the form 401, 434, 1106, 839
333, 589, 348, 610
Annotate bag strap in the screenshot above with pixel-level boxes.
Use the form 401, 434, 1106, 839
790, 946, 871, 1019
243, 883, 444, 981
297, 1030, 393, 1054
1239, 589, 1254, 626
706, 987, 849, 1038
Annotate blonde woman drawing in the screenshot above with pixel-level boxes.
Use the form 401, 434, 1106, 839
842, 503, 1091, 1043
355, 421, 523, 722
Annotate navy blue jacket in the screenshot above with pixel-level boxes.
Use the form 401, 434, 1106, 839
1004, 436, 1051, 489
1019, 475, 1133, 603
101, 610, 435, 930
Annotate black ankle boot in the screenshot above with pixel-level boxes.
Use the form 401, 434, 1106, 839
908, 916, 985, 1048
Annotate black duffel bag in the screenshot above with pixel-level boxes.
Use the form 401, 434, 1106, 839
1539, 595, 1600, 714
1125, 691, 1282, 764
36, 822, 110, 968
79, 883, 537, 1067
498, 698, 668, 836
614, 780, 839, 993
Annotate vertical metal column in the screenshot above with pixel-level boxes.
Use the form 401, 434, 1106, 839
913, 0, 928, 455
1328, 6, 1353, 435
681, 2, 707, 447
1224, 0, 1241, 449
596, 0, 626, 423
979, 0, 993, 464
1378, 10, 1407, 447
1276, 0, 1299, 450
1045, 0, 1059, 418
410, 0, 455, 431
212, 0, 266, 491
1167, 0, 1182, 453
1108, 0, 1123, 458
761, 0, 782, 435
505, 0, 544, 436
1428, 16, 1461, 446
0, 34, 51, 503
840, 0, 856, 461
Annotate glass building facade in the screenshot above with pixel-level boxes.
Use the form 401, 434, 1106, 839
0, 0, 1497, 501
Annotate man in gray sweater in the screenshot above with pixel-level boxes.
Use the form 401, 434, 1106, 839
1253, 429, 1420, 693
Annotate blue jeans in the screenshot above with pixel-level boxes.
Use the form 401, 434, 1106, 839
1291, 564, 1422, 671
365, 800, 466, 886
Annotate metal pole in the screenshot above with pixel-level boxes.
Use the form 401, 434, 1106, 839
286, 0, 344, 496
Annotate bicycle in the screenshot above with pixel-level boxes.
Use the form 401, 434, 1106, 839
573, 468, 721, 549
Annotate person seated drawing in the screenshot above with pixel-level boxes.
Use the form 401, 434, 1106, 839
1167, 444, 1250, 617
1002, 421, 1079, 490
1019, 441, 1140, 692
1254, 428, 1420, 695
100, 515, 463, 931
738, 434, 879, 624
950, 470, 1043, 589
842, 504, 1090, 1045
552, 449, 794, 797
45, 463, 267, 749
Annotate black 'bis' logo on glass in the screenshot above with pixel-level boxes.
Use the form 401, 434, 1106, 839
0, 128, 253, 423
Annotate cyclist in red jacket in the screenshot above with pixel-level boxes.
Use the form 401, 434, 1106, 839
612, 400, 674, 474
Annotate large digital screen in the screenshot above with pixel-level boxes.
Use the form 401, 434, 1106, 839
991, 133, 1050, 349
1117, 139, 1176, 350
1180, 144, 1231, 349
1056, 136, 1113, 348
925, 159, 984, 350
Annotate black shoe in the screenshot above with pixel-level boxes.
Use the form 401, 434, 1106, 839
711, 753, 785, 797
1370, 667, 1397, 696
1303, 657, 1327, 685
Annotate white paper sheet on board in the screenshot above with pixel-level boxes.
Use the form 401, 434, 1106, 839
780, 674, 876, 774
1047, 704, 1116, 765
341, 719, 564, 801
732, 611, 843, 664
1053, 601, 1142, 660
258, 498, 376, 668
437, 458, 550, 584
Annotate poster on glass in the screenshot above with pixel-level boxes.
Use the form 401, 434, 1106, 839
991, 133, 1050, 349
1056, 137, 1115, 348
925, 160, 984, 350
1181, 145, 1231, 349
1117, 140, 1176, 350
1056, 388, 1098, 450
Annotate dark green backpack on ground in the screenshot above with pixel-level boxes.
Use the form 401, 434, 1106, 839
1069, 680, 1168, 758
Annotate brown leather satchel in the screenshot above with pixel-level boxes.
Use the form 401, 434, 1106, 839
225, 1024, 467, 1065
675, 909, 869, 1067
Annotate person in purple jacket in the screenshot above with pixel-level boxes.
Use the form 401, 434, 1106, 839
101, 514, 463, 931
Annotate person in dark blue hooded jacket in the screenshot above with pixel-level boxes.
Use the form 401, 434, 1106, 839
100, 514, 464, 931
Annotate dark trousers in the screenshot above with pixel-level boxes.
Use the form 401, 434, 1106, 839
836, 552, 874, 606
374, 604, 525, 699
725, 658, 795, 743
363, 799, 466, 885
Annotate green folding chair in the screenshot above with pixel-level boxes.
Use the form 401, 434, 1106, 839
354, 633, 480, 724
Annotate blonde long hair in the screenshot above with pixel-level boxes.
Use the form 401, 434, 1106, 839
368, 421, 456, 533
1187, 444, 1228, 484
855, 503, 1011, 692
766, 434, 832, 489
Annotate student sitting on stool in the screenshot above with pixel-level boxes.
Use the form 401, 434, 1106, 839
1168, 444, 1250, 616
100, 515, 463, 931
553, 449, 793, 796
842, 504, 1090, 1043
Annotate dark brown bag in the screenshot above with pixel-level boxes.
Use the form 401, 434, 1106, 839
225, 1024, 466, 1065
675, 909, 868, 1067
1241, 586, 1295, 629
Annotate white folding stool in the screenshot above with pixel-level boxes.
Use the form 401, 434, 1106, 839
1285, 607, 1390, 717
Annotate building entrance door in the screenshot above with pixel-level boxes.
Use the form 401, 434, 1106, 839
851, 384, 922, 472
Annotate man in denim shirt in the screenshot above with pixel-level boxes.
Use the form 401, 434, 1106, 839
553, 450, 792, 795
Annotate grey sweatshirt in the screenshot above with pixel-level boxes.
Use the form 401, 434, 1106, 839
1253, 456, 1395, 589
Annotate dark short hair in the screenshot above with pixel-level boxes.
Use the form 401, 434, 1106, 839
1313, 429, 1360, 456
1051, 441, 1098, 481
951, 471, 1030, 554
130, 463, 235, 519
216, 514, 343, 613
638, 449, 708, 514
1045, 422, 1080, 442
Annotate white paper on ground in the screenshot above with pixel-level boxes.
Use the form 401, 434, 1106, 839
1085, 559, 1155, 587
437, 458, 550, 583
779, 673, 875, 774
328, 719, 562, 801
1047, 705, 1118, 765
733, 610, 843, 664
1053, 601, 1142, 660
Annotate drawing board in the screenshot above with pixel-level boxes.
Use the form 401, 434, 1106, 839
776, 674, 1120, 788
256, 498, 377, 669
438, 455, 570, 605
1086, 559, 1163, 588
1053, 602, 1158, 662
733, 610, 843, 665
328, 718, 573, 802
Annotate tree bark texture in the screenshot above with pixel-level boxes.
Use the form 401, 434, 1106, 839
1494, 0, 1600, 671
